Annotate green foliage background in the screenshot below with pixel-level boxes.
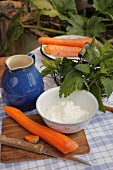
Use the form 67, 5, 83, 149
1, 0, 113, 55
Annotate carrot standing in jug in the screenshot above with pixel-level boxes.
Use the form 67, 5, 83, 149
1, 54, 44, 111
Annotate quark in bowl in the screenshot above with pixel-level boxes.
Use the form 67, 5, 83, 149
36, 87, 98, 134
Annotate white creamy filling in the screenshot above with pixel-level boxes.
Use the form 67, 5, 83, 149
44, 101, 90, 123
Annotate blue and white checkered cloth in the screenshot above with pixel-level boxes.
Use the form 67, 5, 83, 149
0, 48, 113, 170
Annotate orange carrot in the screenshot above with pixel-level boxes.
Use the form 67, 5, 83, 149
44, 45, 81, 57
4, 106, 79, 154
24, 135, 39, 144
104, 105, 113, 112
38, 37, 97, 48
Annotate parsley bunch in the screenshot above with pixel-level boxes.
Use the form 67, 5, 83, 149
41, 41, 113, 111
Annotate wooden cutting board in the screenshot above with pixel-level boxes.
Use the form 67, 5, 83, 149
1, 114, 90, 163
0, 57, 8, 87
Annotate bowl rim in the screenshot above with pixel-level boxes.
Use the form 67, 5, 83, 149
36, 87, 99, 125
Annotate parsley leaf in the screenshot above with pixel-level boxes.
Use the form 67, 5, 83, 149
75, 64, 90, 74
59, 70, 85, 97
101, 76, 113, 98
90, 82, 105, 111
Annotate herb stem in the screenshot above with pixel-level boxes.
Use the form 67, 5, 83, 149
89, 78, 97, 88
106, 24, 113, 27
20, 22, 66, 35
102, 19, 113, 22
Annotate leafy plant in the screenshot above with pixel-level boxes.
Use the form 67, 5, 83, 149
65, 15, 106, 37
29, 0, 108, 38
0, 11, 24, 55
93, 0, 113, 20
41, 40, 113, 112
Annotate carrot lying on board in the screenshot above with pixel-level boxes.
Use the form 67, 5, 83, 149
38, 36, 97, 48
4, 106, 79, 154
44, 45, 81, 57
24, 135, 39, 144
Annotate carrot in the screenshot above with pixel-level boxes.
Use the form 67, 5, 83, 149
44, 45, 81, 57
4, 106, 79, 154
104, 105, 113, 112
24, 135, 39, 144
38, 37, 97, 48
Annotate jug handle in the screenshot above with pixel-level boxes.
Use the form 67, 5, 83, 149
27, 53, 35, 63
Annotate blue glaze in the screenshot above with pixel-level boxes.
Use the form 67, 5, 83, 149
1, 55, 44, 111
27, 52, 35, 62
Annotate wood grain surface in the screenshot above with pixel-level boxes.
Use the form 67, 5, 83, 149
0, 57, 8, 87
1, 114, 90, 163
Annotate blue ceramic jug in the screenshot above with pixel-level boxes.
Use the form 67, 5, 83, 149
1, 54, 44, 111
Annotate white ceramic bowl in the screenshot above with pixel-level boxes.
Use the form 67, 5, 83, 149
36, 87, 98, 134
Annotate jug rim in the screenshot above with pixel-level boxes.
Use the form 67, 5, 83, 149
5, 54, 34, 71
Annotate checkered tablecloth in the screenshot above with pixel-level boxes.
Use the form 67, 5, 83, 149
0, 48, 113, 170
